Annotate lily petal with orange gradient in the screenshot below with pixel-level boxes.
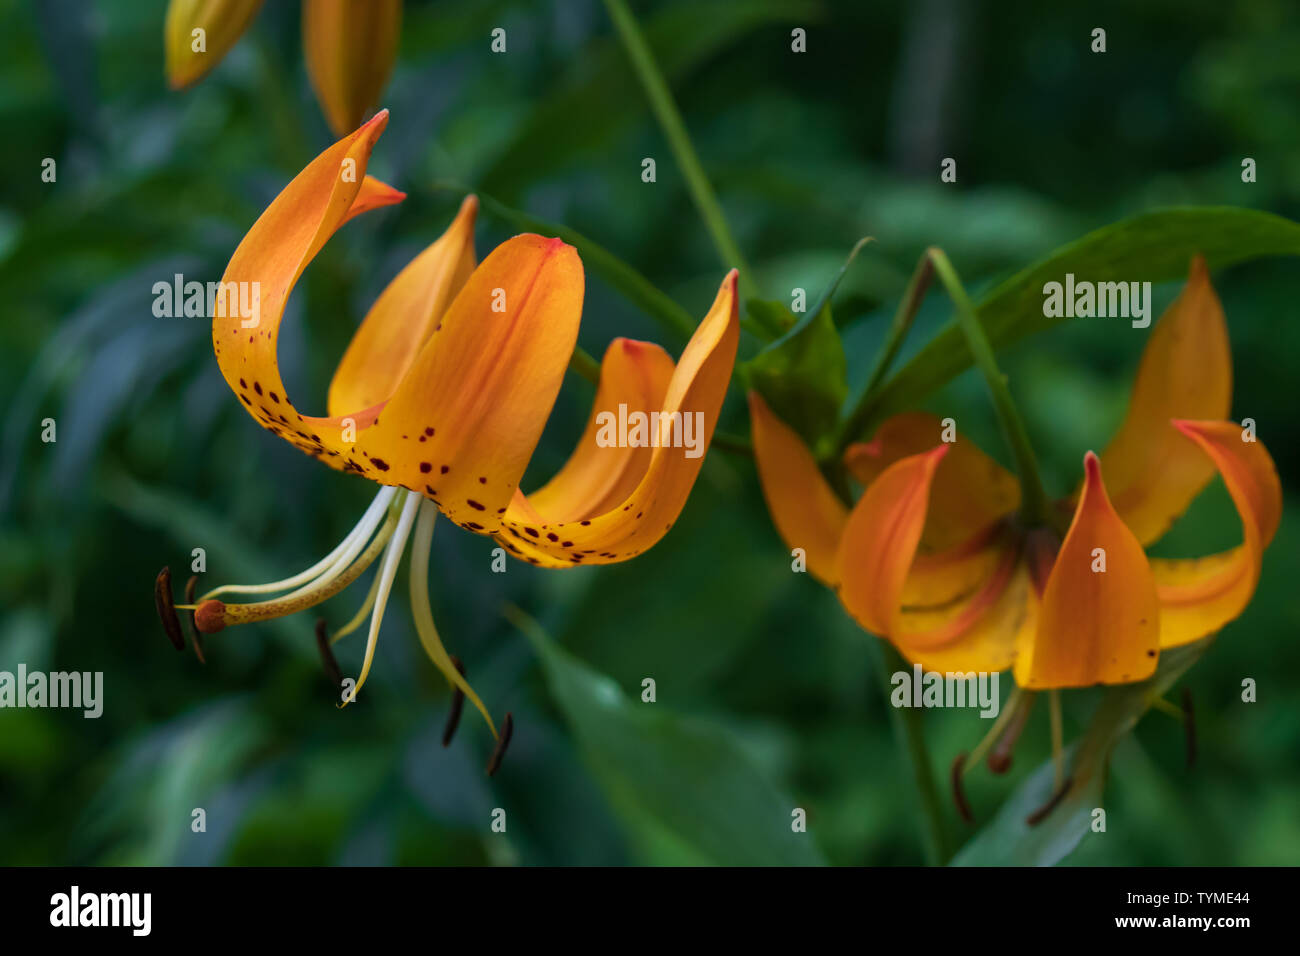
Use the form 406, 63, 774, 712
844, 412, 1020, 552
1015, 452, 1160, 689
165, 0, 265, 88
525, 339, 677, 524
492, 272, 740, 567
327, 195, 477, 416
1150, 420, 1282, 648
1094, 256, 1232, 546
747, 391, 847, 584
837, 445, 949, 636
836, 443, 1028, 672
215, 112, 585, 534
303, 0, 402, 137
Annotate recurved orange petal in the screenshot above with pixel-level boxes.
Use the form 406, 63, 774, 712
844, 412, 1020, 551
1150, 420, 1282, 648
1094, 256, 1232, 545
216, 114, 584, 535
165, 0, 264, 89
523, 338, 677, 524
836, 445, 949, 636
837, 443, 1025, 672
327, 195, 477, 416
1015, 452, 1160, 689
214, 111, 404, 463
748, 390, 847, 584
492, 272, 740, 567
363, 234, 585, 532
303, 0, 402, 136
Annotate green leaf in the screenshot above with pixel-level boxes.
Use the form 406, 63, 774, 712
516, 610, 825, 866
866, 207, 1300, 430
951, 639, 1210, 866
743, 299, 847, 447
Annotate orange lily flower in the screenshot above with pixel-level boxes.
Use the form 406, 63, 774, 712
750, 257, 1281, 689
158, 112, 739, 753
165, 0, 402, 136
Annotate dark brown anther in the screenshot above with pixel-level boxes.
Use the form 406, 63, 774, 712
442, 655, 466, 747
185, 574, 206, 664
950, 753, 974, 824
485, 712, 514, 777
988, 692, 1037, 774
1181, 687, 1197, 770
1026, 777, 1073, 827
154, 567, 185, 651
315, 619, 343, 689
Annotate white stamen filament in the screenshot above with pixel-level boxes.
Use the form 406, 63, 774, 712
409, 498, 497, 737
201, 485, 399, 601
343, 489, 420, 706
330, 566, 383, 644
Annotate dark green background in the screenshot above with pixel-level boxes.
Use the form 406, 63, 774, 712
1, 0, 1296, 865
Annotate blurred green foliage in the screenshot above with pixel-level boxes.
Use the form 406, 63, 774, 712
1, 0, 1297, 865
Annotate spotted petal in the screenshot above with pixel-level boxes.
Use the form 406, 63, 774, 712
215, 114, 585, 535
493, 272, 739, 567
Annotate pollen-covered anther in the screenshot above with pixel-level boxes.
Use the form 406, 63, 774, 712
442, 655, 467, 747
315, 619, 343, 689
988, 690, 1037, 774
154, 567, 185, 651
194, 599, 229, 634
950, 753, 974, 823
485, 712, 514, 777
1026, 777, 1073, 827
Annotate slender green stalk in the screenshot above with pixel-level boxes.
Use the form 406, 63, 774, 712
927, 248, 1052, 527
833, 252, 935, 459
710, 430, 753, 457
869, 639, 952, 865
568, 345, 601, 385
602, 0, 757, 294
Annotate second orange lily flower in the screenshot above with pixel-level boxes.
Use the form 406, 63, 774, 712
750, 258, 1281, 688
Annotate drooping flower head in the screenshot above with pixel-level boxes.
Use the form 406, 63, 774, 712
750, 258, 1281, 686
157, 112, 739, 769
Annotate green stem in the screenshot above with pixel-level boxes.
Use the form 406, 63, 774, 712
832, 252, 934, 459
602, 0, 757, 295
568, 345, 601, 386
710, 430, 753, 457
869, 639, 952, 865
926, 248, 1052, 527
